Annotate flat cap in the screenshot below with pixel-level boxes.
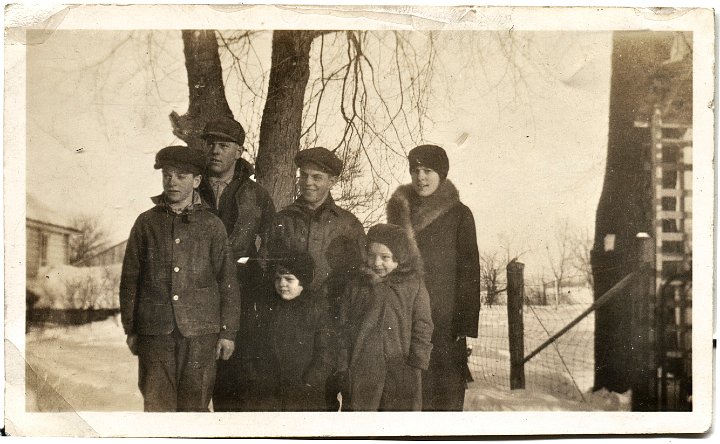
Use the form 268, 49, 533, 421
154, 145, 205, 175
295, 147, 343, 176
201, 117, 246, 146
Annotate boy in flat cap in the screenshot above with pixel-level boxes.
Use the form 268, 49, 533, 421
387, 144, 481, 411
269, 146, 366, 411
120, 145, 241, 412
197, 117, 276, 411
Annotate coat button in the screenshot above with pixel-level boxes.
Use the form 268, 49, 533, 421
173, 295, 179, 301
174, 266, 180, 272
175, 238, 181, 244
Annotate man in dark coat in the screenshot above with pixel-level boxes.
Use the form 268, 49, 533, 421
197, 117, 276, 412
268, 147, 366, 410
387, 144, 481, 411
120, 145, 241, 412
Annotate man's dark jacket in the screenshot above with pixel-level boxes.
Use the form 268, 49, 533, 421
270, 195, 366, 295
198, 158, 275, 263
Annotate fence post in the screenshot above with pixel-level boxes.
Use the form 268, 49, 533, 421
630, 234, 658, 410
507, 259, 525, 390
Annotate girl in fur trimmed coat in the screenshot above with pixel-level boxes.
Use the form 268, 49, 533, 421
387, 144, 481, 412
337, 224, 433, 411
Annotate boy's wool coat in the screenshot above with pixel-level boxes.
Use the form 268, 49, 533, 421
120, 196, 241, 340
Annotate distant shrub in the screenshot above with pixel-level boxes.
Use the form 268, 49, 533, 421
28, 264, 121, 310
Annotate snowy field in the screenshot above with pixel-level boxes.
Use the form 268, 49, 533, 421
469, 303, 597, 402
25, 315, 629, 412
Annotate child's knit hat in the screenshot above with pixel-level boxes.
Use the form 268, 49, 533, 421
366, 223, 412, 266
271, 249, 315, 287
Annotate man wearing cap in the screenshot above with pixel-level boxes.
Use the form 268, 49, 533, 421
120, 145, 241, 411
269, 146, 366, 411
197, 117, 276, 412
387, 144, 481, 411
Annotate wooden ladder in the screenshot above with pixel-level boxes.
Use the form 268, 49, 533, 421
637, 106, 693, 411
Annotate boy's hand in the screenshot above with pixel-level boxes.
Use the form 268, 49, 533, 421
215, 338, 235, 360
126, 334, 138, 356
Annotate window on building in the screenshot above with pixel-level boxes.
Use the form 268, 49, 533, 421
40, 232, 49, 267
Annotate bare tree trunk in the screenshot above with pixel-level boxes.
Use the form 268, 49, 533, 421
256, 31, 322, 208
170, 30, 233, 151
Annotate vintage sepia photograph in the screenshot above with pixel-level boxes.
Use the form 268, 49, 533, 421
3, 3, 715, 438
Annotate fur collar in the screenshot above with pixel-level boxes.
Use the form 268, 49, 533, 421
356, 265, 421, 287
387, 179, 460, 234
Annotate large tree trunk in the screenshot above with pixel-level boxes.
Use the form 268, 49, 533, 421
591, 31, 680, 396
255, 31, 321, 209
170, 30, 233, 151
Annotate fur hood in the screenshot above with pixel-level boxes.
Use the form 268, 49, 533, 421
355, 261, 422, 287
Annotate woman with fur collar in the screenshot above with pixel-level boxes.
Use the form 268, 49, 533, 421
337, 223, 433, 411
387, 144, 481, 411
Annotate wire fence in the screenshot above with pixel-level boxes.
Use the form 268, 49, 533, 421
468, 289, 595, 402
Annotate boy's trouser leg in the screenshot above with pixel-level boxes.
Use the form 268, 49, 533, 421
175, 332, 218, 412
138, 331, 218, 412
138, 334, 178, 412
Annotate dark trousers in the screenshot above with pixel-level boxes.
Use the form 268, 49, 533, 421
137, 330, 217, 412
422, 337, 467, 411
212, 342, 249, 411
213, 267, 267, 411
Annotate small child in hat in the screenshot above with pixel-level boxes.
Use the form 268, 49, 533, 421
337, 223, 434, 411
250, 249, 334, 411
119, 145, 241, 412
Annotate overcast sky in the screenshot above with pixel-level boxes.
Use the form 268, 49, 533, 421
26, 28, 611, 277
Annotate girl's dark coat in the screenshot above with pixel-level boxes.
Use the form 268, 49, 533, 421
252, 288, 333, 411
386, 180, 481, 343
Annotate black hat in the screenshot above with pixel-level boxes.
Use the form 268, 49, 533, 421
271, 249, 315, 287
154, 146, 205, 175
367, 223, 412, 266
201, 117, 246, 146
408, 144, 449, 179
295, 147, 343, 177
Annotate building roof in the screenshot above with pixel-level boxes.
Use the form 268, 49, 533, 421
26, 194, 78, 232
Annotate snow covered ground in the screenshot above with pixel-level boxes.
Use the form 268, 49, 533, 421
25, 317, 630, 412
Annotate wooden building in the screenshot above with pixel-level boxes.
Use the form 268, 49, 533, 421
26, 195, 79, 278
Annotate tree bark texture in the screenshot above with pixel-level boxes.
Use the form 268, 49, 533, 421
592, 31, 679, 394
171, 30, 233, 151
256, 31, 320, 209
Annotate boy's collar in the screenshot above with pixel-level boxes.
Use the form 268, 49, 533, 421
151, 190, 204, 215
